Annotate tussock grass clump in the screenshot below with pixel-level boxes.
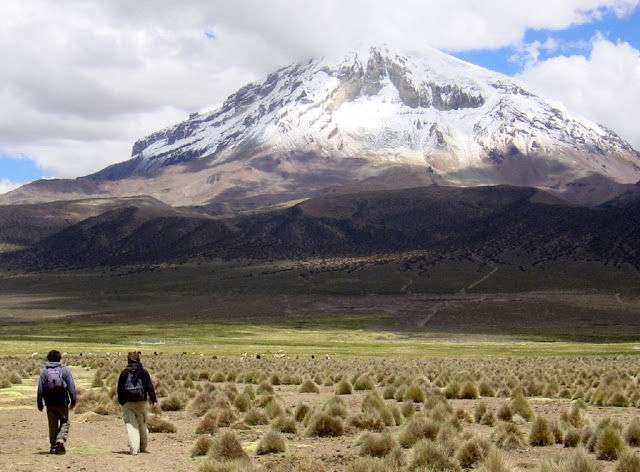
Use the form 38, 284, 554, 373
394, 385, 408, 402
348, 413, 385, 431
188, 392, 215, 417
443, 381, 461, 399
491, 422, 526, 450
147, 414, 177, 433
353, 374, 375, 391
403, 384, 426, 403
509, 390, 534, 421
497, 403, 513, 422
160, 392, 186, 411
564, 427, 581, 448
264, 399, 285, 418
561, 402, 589, 428
459, 381, 480, 399
401, 400, 416, 418
216, 407, 238, 427
383, 385, 396, 400
271, 415, 297, 434
529, 416, 555, 447
196, 411, 219, 434
608, 391, 630, 407
359, 431, 398, 457
362, 392, 395, 426
430, 405, 454, 425
390, 404, 404, 426
358, 431, 397, 458
479, 381, 496, 398
397, 414, 440, 448
480, 410, 497, 427
346, 457, 401, 472
457, 436, 491, 469
477, 449, 513, 472
335, 378, 353, 395
540, 447, 598, 472
624, 417, 640, 446
191, 436, 213, 457
595, 426, 627, 461
255, 393, 275, 409
256, 430, 285, 455
233, 392, 251, 412
299, 379, 320, 394
305, 412, 344, 437
475, 402, 488, 423
323, 396, 349, 419
243, 385, 256, 399
8, 371, 23, 384
244, 407, 268, 426
294, 402, 311, 422
208, 431, 249, 462
281, 373, 302, 385
550, 418, 564, 444
256, 381, 274, 395
615, 451, 640, 472
269, 373, 281, 385
408, 439, 460, 472
197, 459, 261, 472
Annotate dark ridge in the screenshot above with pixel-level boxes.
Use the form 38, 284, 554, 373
1, 185, 638, 273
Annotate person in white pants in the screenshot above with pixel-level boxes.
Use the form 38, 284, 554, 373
116, 352, 157, 455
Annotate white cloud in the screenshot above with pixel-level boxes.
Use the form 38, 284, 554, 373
1, 0, 639, 180
518, 36, 640, 149
0, 179, 22, 196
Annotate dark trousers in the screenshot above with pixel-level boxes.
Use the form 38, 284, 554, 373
46, 405, 70, 447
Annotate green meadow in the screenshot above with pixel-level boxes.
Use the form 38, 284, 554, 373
1, 319, 639, 358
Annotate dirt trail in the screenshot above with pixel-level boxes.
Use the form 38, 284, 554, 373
0, 366, 200, 472
416, 259, 498, 327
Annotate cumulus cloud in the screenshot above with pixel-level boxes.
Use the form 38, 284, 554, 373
518, 36, 640, 149
1, 0, 639, 179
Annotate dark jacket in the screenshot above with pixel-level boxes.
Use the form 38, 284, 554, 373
37, 361, 76, 410
117, 361, 157, 405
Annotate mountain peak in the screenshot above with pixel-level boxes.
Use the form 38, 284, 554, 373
4, 44, 639, 208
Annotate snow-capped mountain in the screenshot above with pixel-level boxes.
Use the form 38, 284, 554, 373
4, 44, 640, 207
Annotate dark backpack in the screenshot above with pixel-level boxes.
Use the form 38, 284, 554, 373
44, 366, 67, 392
125, 372, 146, 402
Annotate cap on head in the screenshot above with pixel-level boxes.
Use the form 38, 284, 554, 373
47, 350, 62, 362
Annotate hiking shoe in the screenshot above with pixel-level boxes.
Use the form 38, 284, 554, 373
54, 442, 66, 455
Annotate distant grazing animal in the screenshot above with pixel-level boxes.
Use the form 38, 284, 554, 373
325, 354, 332, 360
256, 354, 261, 360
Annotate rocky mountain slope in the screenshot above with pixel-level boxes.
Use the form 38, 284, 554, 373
2, 44, 639, 209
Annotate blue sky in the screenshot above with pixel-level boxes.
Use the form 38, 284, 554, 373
452, 7, 640, 75
1, 1, 639, 195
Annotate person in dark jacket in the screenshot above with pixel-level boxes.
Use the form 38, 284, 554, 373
117, 351, 157, 455
37, 349, 76, 454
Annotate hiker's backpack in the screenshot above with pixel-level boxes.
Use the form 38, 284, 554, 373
125, 372, 146, 401
44, 366, 67, 392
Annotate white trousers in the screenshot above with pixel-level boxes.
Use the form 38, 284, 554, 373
122, 401, 148, 454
